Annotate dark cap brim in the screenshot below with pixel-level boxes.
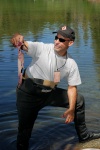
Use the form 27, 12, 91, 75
52, 30, 71, 38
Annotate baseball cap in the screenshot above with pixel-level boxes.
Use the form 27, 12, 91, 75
53, 25, 75, 41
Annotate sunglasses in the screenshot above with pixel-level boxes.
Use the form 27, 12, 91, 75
55, 36, 70, 42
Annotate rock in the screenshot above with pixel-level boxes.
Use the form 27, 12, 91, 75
76, 139, 100, 149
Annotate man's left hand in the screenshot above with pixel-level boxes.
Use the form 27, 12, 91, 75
62, 108, 75, 124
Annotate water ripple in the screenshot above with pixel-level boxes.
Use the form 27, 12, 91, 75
0, 107, 100, 150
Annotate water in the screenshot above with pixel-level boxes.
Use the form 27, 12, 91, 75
0, 0, 100, 149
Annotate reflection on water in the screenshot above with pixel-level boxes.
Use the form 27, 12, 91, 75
0, 107, 77, 150
0, 0, 100, 149
0, 107, 100, 150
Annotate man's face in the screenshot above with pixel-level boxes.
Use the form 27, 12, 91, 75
54, 34, 72, 56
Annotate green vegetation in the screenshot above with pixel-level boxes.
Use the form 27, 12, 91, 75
0, 0, 99, 35
0, 0, 100, 78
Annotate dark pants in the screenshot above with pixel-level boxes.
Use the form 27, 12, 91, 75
16, 78, 89, 149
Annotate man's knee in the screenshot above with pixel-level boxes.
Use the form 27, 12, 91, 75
76, 93, 85, 109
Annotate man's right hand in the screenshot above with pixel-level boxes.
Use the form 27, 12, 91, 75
11, 33, 24, 47
11, 33, 28, 51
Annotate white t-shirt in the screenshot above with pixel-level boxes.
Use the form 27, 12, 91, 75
26, 42, 81, 89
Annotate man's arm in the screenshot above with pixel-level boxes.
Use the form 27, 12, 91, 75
11, 33, 28, 52
62, 85, 77, 124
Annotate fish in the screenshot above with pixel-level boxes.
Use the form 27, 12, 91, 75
16, 42, 24, 87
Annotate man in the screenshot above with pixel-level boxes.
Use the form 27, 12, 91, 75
11, 25, 100, 150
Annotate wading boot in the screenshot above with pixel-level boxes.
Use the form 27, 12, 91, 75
17, 143, 29, 150
79, 131, 100, 143
74, 94, 100, 143
16, 128, 32, 150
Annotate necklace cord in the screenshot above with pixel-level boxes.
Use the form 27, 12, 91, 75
55, 54, 67, 71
